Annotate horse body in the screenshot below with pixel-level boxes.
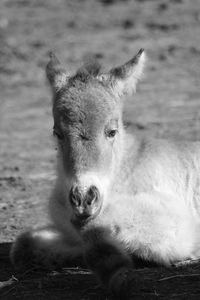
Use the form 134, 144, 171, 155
106, 137, 200, 263
11, 50, 200, 296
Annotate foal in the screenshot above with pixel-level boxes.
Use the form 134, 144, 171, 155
11, 49, 200, 297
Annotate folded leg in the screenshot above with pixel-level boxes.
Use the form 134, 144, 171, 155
11, 225, 85, 271
83, 227, 134, 298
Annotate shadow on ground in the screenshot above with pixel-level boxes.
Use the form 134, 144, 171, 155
1, 243, 200, 300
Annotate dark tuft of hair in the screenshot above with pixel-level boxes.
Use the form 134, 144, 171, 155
69, 60, 102, 84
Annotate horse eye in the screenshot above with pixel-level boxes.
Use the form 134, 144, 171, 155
53, 129, 64, 140
106, 129, 118, 139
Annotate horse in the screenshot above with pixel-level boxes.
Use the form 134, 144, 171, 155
11, 49, 200, 298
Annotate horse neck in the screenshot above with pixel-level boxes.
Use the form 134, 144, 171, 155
109, 129, 142, 193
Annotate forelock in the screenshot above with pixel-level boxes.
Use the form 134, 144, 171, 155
68, 60, 102, 84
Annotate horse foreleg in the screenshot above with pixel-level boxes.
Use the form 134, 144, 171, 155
10, 225, 85, 271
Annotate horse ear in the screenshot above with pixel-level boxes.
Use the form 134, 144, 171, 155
98, 49, 146, 96
46, 52, 68, 92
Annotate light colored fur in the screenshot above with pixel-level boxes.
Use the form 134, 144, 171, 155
11, 50, 200, 291
50, 133, 200, 265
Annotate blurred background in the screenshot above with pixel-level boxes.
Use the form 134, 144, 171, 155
0, 0, 200, 242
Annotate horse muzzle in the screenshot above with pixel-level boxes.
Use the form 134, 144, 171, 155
69, 185, 102, 227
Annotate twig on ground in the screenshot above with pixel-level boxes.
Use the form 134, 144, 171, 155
158, 273, 200, 281
0, 275, 18, 290
173, 258, 200, 267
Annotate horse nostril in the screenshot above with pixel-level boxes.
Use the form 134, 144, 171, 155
86, 185, 99, 206
69, 186, 82, 207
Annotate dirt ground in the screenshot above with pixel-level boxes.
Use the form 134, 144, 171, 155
1, 0, 200, 299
